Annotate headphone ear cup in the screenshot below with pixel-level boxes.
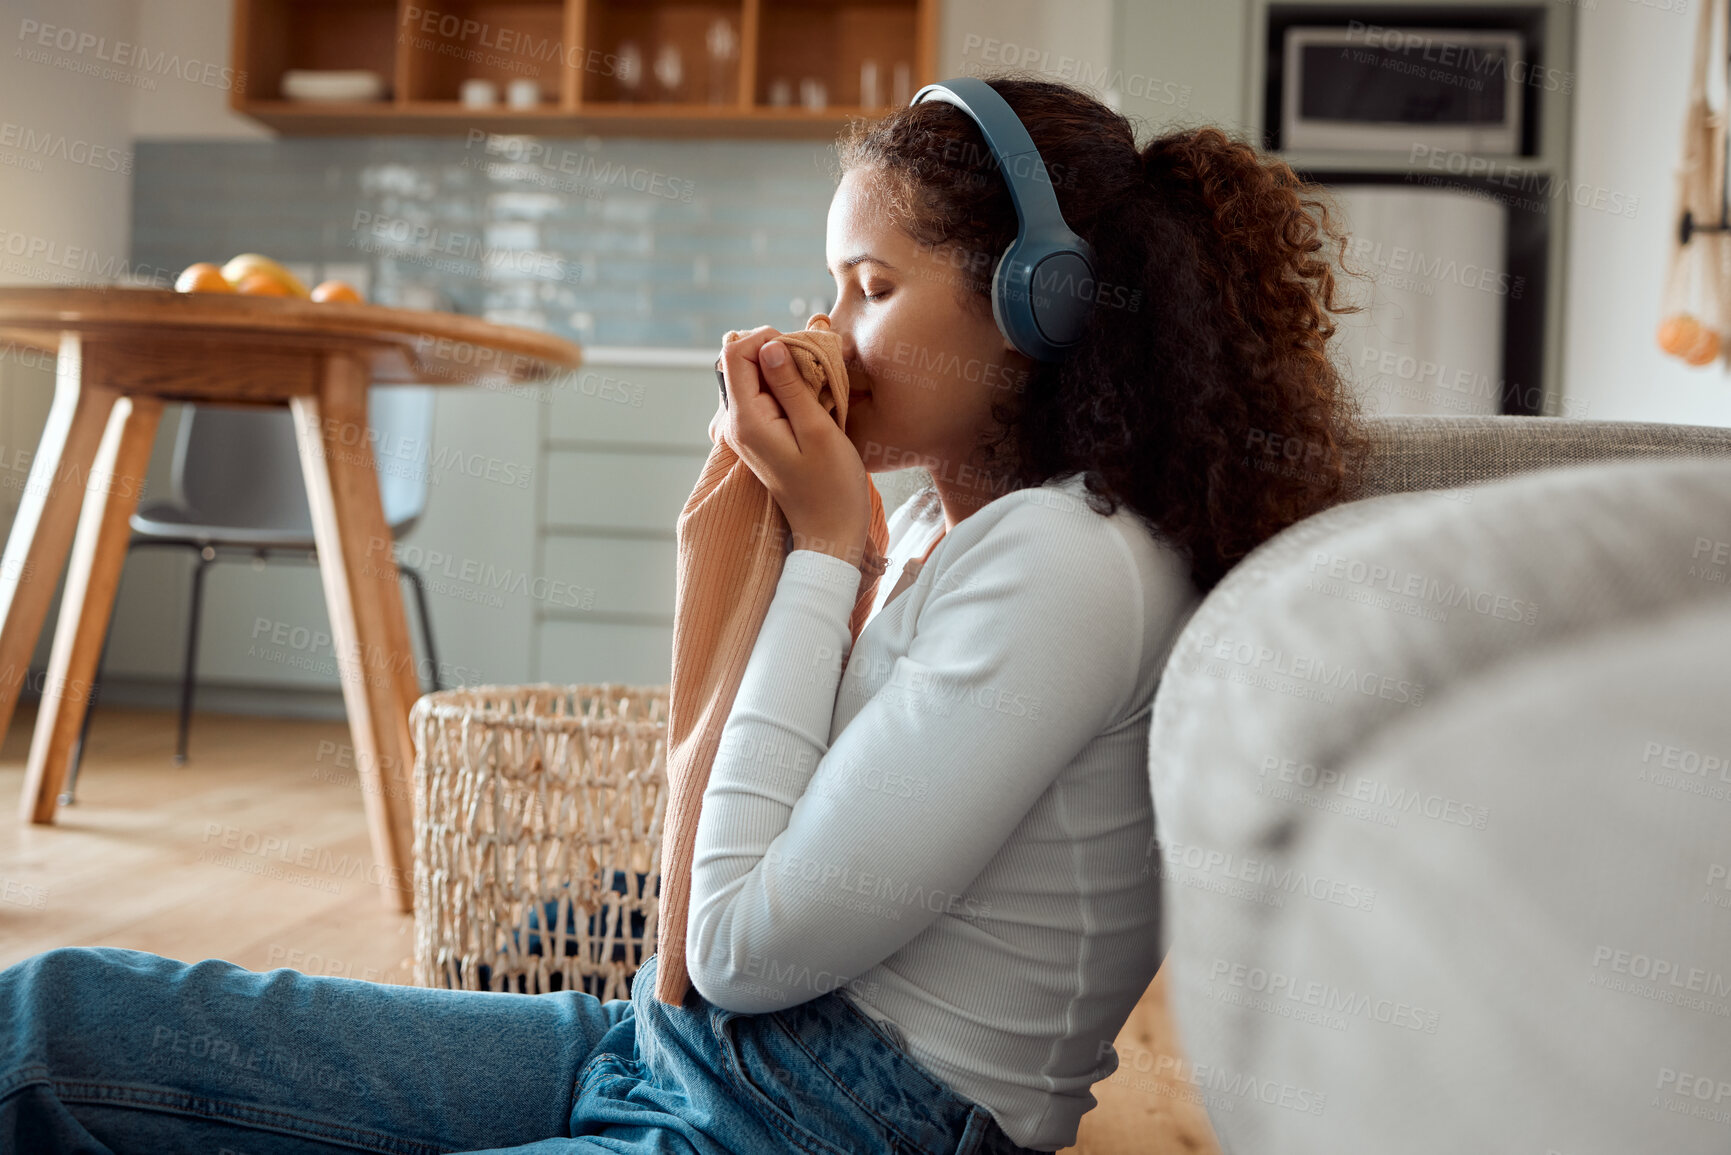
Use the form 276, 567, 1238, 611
990, 238, 1038, 356
1027, 249, 1096, 350
989, 240, 1021, 356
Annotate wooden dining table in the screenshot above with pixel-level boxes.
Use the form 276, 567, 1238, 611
0, 287, 581, 912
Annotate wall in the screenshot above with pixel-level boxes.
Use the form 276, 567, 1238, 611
0, 0, 137, 277
1561, 0, 1731, 426
943, 0, 1113, 98
127, 0, 271, 141
943, 0, 1228, 143
0, 0, 201, 711
0, 0, 140, 528
1112, 0, 1250, 139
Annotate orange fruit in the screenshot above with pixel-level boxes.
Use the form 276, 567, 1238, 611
234, 272, 296, 297
311, 280, 363, 303
1684, 326, 1722, 366
175, 262, 233, 293
1658, 313, 1703, 357
221, 253, 310, 297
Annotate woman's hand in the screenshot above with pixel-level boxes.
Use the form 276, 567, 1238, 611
713, 325, 872, 570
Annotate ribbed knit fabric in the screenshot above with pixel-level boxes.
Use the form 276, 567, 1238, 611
655, 327, 889, 1008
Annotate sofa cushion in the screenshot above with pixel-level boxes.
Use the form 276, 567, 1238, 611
1345, 414, 1731, 500
1147, 455, 1731, 1153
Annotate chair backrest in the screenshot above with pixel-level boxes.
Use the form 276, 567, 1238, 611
1344, 414, 1731, 502
173, 386, 436, 536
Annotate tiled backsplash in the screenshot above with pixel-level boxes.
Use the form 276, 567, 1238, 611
132, 135, 847, 348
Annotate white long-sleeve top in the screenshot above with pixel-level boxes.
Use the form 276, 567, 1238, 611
687, 471, 1201, 1151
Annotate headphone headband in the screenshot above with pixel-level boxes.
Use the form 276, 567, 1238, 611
910, 78, 1072, 241
908, 78, 1098, 362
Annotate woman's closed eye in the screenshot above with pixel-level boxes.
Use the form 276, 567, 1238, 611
833, 274, 892, 304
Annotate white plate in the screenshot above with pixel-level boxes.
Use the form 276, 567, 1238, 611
281, 70, 387, 102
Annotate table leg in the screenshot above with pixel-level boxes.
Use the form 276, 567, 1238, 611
18, 387, 162, 822
291, 353, 424, 913
2, 334, 117, 806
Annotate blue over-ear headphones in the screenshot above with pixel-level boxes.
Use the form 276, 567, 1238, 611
910, 77, 1098, 362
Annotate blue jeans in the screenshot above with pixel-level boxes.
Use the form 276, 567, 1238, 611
0, 947, 1043, 1154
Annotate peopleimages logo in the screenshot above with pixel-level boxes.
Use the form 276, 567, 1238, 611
1095, 1041, 1327, 1116
0, 121, 130, 173
889, 338, 1030, 392
465, 131, 696, 203
936, 137, 1075, 192
763, 849, 993, 921
1184, 630, 1426, 707
1653, 1068, 1731, 1127
200, 822, 409, 894
1207, 958, 1441, 1033
349, 210, 579, 284
403, 6, 620, 77
1343, 235, 1523, 298
1258, 755, 1491, 830
1022, 261, 1143, 313
1307, 549, 1539, 627
960, 34, 1192, 110
1345, 21, 1573, 94
15, 19, 245, 92
0, 228, 174, 286
1158, 839, 1378, 912
1407, 144, 1639, 220
1590, 945, 1731, 999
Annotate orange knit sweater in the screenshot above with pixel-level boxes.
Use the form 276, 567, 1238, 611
655, 326, 889, 1007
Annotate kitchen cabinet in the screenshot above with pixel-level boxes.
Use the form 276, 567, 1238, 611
231, 0, 937, 137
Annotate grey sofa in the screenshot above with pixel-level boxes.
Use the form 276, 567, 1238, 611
1146, 415, 1731, 1154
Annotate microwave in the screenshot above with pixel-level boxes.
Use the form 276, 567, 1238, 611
1281, 25, 1524, 155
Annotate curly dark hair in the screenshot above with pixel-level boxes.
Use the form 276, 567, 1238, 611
836, 75, 1372, 592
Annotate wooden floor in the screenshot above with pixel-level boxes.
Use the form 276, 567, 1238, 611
0, 704, 1220, 1155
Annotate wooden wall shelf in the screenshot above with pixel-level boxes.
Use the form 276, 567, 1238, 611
232, 0, 937, 137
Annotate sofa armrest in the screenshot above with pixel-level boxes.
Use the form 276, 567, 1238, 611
1149, 454, 1731, 1154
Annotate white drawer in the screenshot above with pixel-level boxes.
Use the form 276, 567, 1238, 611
540, 535, 676, 621
548, 364, 717, 445
535, 618, 673, 687
541, 448, 705, 532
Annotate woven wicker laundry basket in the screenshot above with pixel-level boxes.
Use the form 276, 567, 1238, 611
409, 682, 670, 1002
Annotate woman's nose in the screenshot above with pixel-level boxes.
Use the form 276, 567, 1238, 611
804, 311, 857, 361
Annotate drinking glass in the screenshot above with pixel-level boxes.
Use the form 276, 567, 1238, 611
616, 40, 643, 102
654, 43, 685, 102
706, 17, 739, 105
860, 58, 881, 110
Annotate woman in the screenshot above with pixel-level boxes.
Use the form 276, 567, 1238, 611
0, 77, 1366, 1154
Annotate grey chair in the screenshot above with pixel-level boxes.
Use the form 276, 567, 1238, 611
63, 387, 443, 802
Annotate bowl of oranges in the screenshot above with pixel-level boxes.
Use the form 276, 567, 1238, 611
175, 254, 362, 304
